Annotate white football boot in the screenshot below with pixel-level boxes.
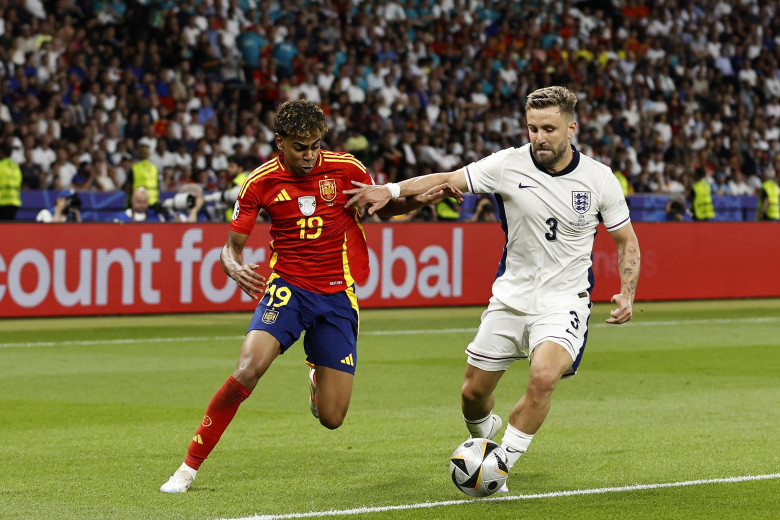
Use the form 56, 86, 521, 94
160, 463, 197, 493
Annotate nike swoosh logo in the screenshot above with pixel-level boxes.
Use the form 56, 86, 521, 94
505, 447, 523, 453
518, 183, 537, 189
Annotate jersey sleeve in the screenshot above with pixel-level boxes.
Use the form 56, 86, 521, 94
349, 155, 374, 185
463, 148, 511, 194
230, 179, 262, 235
599, 170, 631, 232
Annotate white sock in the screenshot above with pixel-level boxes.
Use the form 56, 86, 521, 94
501, 424, 534, 470
463, 412, 494, 438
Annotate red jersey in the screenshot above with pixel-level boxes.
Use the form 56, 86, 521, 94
230, 150, 374, 294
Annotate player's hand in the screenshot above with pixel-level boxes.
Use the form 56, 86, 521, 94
231, 263, 267, 299
606, 293, 633, 324
344, 181, 392, 215
417, 183, 464, 205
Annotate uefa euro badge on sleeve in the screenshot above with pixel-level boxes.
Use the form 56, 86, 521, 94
319, 179, 337, 202
572, 191, 591, 214
298, 196, 316, 216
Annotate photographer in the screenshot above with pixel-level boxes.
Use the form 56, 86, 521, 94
109, 187, 166, 222
35, 189, 83, 223
162, 184, 208, 222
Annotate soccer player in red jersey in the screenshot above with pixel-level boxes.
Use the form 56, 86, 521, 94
160, 100, 461, 493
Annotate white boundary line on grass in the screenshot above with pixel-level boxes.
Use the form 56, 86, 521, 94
1, 316, 778, 349
216, 473, 780, 520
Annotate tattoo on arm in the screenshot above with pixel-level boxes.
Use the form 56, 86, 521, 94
618, 244, 640, 299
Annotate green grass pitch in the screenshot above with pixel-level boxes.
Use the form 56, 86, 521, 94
1, 300, 779, 519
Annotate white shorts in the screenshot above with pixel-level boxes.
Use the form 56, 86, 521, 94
466, 296, 591, 377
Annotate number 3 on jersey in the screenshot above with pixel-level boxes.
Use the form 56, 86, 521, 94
297, 216, 323, 239
545, 217, 558, 242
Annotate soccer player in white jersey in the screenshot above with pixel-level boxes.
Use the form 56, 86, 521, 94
345, 86, 641, 484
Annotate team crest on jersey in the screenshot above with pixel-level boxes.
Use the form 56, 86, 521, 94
261, 309, 279, 324
319, 179, 337, 202
298, 196, 316, 216
572, 191, 591, 214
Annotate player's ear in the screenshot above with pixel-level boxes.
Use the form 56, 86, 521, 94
274, 133, 283, 151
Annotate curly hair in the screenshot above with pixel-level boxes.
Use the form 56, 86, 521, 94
273, 100, 328, 138
525, 86, 578, 120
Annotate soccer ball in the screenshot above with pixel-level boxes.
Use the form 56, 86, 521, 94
449, 438, 509, 497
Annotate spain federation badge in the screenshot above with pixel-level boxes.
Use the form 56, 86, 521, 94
262, 309, 279, 324
572, 191, 591, 214
319, 178, 337, 202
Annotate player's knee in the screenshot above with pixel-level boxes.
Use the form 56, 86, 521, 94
461, 379, 490, 404
318, 411, 346, 430
527, 368, 559, 397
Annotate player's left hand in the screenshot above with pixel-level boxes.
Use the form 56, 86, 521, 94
606, 293, 633, 324
344, 181, 391, 215
418, 183, 464, 205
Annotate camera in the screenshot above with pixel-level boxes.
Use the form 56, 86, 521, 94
203, 186, 241, 204
66, 192, 82, 211
161, 193, 195, 211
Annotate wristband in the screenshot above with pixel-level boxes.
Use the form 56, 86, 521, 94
386, 182, 401, 199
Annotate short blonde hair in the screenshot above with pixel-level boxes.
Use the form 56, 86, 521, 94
525, 86, 578, 119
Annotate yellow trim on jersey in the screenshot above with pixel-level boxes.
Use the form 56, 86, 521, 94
320, 151, 367, 173
239, 158, 280, 198
268, 241, 279, 270
353, 208, 367, 240
341, 233, 356, 288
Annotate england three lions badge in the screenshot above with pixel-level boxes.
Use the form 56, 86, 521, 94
572, 191, 591, 214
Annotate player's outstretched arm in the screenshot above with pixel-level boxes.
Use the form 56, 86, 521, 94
220, 230, 267, 299
376, 183, 464, 218
344, 170, 468, 215
607, 223, 640, 324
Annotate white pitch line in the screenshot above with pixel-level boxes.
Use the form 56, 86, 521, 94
1, 316, 777, 349
216, 473, 780, 520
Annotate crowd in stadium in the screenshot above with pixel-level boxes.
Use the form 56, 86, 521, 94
1, 0, 779, 221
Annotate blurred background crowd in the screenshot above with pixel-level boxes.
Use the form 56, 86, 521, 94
0, 0, 779, 222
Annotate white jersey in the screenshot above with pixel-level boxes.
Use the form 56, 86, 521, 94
465, 144, 630, 314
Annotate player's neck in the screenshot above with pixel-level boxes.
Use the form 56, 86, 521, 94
548, 149, 574, 173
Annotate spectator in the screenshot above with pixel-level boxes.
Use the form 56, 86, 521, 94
19, 148, 45, 189
728, 169, 754, 196
469, 194, 498, 223
713, 172, 731, 196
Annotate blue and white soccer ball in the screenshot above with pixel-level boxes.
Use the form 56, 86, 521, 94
449, 438, 509, 497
